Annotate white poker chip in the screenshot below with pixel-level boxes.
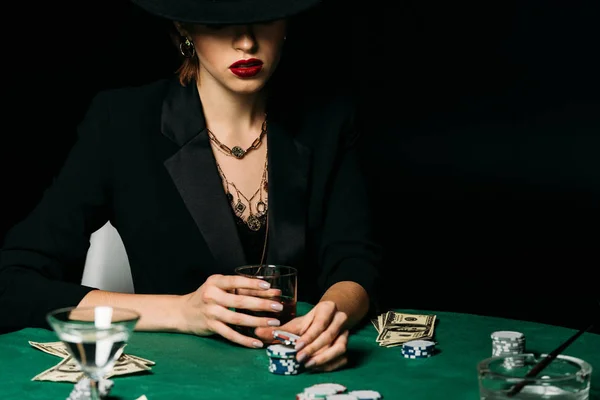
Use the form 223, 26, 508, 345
348, 390, 382, 399
266, 344, 297, 358
402, 340, 436, 349
303, 386, 339, 396
308, 383, 347, 394
491, 331, 524, 341
325, 395, 359, 400
490, 330, 526, 361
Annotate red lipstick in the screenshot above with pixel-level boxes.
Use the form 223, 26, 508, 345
229, 58, 263, 78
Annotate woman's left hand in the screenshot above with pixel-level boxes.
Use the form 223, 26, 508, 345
255, 300, 349, 371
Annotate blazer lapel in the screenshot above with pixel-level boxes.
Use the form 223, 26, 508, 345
265, 118, 311, 267
160, 81, 246, 270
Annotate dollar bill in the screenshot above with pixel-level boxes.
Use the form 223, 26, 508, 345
373, 311, 437, 347
29, 341, 71, 358
32, 356, 84, 382
104, 354, 152, 378
30, 341, 154, 382
125, 353, 156, 366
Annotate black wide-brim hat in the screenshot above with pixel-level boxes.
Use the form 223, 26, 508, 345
130, 0, 322, 25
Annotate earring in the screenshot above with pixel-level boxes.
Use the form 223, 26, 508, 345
179, 37, 195, 58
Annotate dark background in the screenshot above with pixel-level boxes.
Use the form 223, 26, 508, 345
2, 1, 599, 332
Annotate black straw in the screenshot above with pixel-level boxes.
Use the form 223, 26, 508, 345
506, 322, 594, 397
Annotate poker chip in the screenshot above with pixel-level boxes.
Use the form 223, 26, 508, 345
490, 331, 526, 368
402, 340, 436, 350
273, 329, 300, 346
402, 340, 436, 359
402, 353, 433, 359
297, 383, 383, 399
296, 383, 347, 399
348, 390, 383, 400
310, 383, 347, 393
266, 344, 297, 359
491, 331, 523, 341
266, 340, 303, 375
402, 348, 431, 355
301, 386, 340, 398
268, 357, 302, 375
266, 330, 305, 375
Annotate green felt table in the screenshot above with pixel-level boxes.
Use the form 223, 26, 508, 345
1, 303, 598, 400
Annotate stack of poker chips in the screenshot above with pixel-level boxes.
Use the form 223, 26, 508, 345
266, 330, 303, 375
297, 383, 382, 399
490, 331, 526, 368
401, 340, 436, 359
297, 384, 345, 399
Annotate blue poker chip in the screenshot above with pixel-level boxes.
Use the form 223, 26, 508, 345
268, 362, 302, 375
402, 348, 432, 355
402, 353, 432, 359
268, 352, 302, 374
402, 354, 432, 359
270, 359, 300, 368
269, 367, 300, 375
269, 366, 301, 373
269, 363, 299, 369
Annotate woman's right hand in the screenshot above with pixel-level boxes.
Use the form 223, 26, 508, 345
178, 274, 283, 348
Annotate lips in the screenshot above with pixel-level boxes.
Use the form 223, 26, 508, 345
229, 58, 263, 78
229, 58, 263, 68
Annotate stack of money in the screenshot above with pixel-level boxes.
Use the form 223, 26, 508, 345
29, 341, 155, 382
371, 311, 437, 347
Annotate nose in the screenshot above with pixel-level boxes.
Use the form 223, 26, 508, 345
233, 24, 258, 53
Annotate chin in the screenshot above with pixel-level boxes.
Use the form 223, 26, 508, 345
230, 82, 267, 95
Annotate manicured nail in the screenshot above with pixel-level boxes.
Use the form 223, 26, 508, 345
271, 303, 283, 311
268, 319, 281, 326
259, 282, 271, 289
304, 359, 315, 368
296, 353, 307, 362
252, 341, 263, 348
295, 341, 305, 351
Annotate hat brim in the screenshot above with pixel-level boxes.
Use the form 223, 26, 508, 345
130, 0, 322, 25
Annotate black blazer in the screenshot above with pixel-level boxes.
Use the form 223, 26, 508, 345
0, 78, 381, 330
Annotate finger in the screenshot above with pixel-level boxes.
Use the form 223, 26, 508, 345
211, 305, 280, 328
254, 316, 306, 343
209, 320, 265, 349
295, 305, 336, 351
209, 274, 272, 291
297, 311, 346, 361
235, 288, 282, 298
304, 331, 349, 370
218, 291, 287, 315
280, 309, 315, 351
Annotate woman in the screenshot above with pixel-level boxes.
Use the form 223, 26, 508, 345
0, 0, 381, 372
